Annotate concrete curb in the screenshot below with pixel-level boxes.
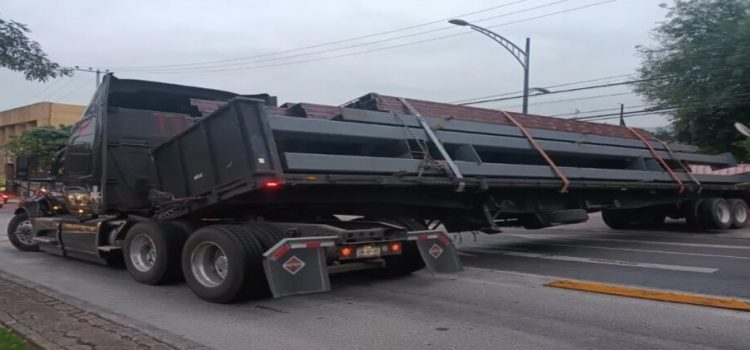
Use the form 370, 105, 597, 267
0, 269, 212, 350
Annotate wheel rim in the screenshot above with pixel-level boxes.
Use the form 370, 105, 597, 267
190, 241, 228, 288
129, 234, 157, 272
14, 219, 34, 245
717, 202, 731, 224
734, 204, 747, 224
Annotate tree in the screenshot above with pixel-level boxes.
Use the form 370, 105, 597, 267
3, 125, 72, 174
634, 0, 750, 159
0, 15, 72, 82
652, 126, 676, 142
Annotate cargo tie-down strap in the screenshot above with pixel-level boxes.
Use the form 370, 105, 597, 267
398, 97, 466, 192
626, 126, 686, 193
656, 138, 702, 191
501, 111, 570, 193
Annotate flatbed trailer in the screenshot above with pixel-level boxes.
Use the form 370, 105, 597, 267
7, 75, 749, 302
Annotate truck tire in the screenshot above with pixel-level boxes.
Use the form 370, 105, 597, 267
727, 199, 749, 229
7, 212, 39, 252
542, 209, 589, 225
698, 198, 732, 230
368, 218, 427, 277
243, 223, 288, 251
601, 209, 664, 230
601, 209, 631, 229
182, 225, 268, 303
682, 199, 705, 230
123, 221, 186, 285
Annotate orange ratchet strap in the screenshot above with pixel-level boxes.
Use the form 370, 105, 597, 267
502, 111, 570, 193
627, 126, 685, 193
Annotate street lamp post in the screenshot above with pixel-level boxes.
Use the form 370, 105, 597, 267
449, 19, 531, 115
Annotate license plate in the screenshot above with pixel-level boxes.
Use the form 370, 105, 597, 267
356, 245, 381, 258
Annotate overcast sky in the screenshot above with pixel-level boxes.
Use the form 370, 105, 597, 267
1, 0, 670, 127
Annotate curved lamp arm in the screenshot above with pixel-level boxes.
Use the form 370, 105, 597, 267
466, 24, 528, 69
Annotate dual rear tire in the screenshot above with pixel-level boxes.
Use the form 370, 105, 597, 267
602, 198, 748, 231
181, 224, 286, 303
122, 221, 187, 285
684, 198, 747, 230
123, 222, 287, 303
122, 218, 425, 302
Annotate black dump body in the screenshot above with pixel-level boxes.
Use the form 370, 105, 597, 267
79, 75, 750, 229
69, 75, 274, 213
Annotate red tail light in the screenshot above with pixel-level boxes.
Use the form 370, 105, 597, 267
390, 242, 402, 253
262, 180, 282, 189
340, 247, 353, 258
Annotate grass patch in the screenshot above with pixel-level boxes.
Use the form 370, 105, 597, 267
0, 325, 33, 350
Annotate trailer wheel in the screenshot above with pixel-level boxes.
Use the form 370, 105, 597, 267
682, 199, 705, 231
123, 221, 186, 285
7, 212, 39, 252
601, 209, 664, 230
699, 198, 732, 230
368, 218, 427, 277
727, 199, 749, 229
182, 225, 267, 303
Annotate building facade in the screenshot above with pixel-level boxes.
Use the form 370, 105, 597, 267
0, 102, 85, 181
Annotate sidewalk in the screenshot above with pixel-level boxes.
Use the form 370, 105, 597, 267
0, 271, 209, 350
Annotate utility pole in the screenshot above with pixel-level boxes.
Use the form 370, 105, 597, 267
73, 66, 111, 86
619, 103, 625, 126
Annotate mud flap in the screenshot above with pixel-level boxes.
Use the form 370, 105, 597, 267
408, 231, 463, 273
262, 237, 337, 298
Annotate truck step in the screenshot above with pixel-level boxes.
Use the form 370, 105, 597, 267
33, 236, 58, 244
97, 245, 121, 253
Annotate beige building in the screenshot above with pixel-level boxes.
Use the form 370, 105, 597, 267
0, 102, 85, 181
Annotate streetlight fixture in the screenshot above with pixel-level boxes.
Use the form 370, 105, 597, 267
449, 19, 531, 115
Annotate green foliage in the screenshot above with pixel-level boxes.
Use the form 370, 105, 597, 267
0, 325, 31, 350
0, 15, 72, 82
652, 126, 676, 142
3, 125, 72, 172
635, 0, 750, 159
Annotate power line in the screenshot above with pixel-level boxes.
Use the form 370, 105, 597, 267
55, 77, 93, 101
453, 64, 750, 112
122, 0, 571, 73
496, 90, 635, 109
459, 77, 657, 106
111, 0, 533, 70
23, 77, 67, 105
451, 73, 633, 104
574, 93, 750, 121
39, 75, 82, 102
553, 104, 650, 117
129, 0, 618, 74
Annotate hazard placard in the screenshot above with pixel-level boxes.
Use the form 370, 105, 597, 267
428, 243, 444, 259
282, 256, 306, 275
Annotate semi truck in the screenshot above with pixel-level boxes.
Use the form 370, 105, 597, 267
7, 75, 749, 303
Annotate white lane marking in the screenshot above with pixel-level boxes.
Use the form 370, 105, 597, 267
457, 251, 478, 257
460, 248, 718, 273
496, 233, 750, 250
552, 243, 750, 260
571, 237, 750, 250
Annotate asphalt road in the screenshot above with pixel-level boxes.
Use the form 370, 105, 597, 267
1, 205, 750, 349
